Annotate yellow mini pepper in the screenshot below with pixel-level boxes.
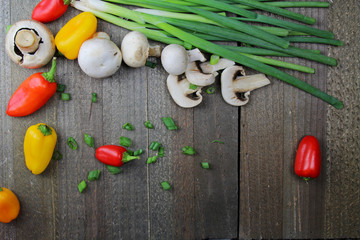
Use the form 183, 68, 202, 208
24, 123, 57, 175
55, 12, 97, 60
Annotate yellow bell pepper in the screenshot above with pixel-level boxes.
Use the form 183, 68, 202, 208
55, 12, 97, 60
24, 123, 57, 175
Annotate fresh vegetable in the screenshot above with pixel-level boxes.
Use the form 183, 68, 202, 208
122, 123, 135, 131
160, 181, 171, 190
57, 84, 66, 93
88, 170, 101, 181
161, 117, 178, 130
144, 120, 154, 129
149, 141, 161, 151
78, 180, 87, 193
24, 123, 57, 175
92, 92, 97, 103
84, 133, 95, 148
95, 145, 139, 167
167, 75, 203, 108
189, 83, 198, 90
147, 155, 158, 164
119, 136, 132, 147
201, 162, 210, 169
52, 150, 63, 160
181, 146, 196, 155
209, 54, 220, 65
0, 187, 20, 223
295, 135, 321, 181
67, 137, 78, 150
158, 146, 165, 157
32, 0, 70, 23
133, 149, 144, 156
145, 60, 157, 68
61, 93, 71, 101
106, 165, 123, 174
6, 58, 57, 117
55, 12, 97, 60
206, 86, 216, 94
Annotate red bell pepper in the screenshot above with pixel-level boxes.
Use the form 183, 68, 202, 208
294, 135, 321, 181
95, 145, 139, 167
6, 58, 57, 117
32, 0, 70, 23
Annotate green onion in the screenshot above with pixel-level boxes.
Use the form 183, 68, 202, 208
201, 162, 210, 169
264, 1, 330, 8
119, 136, 132, 147
88, 170, 101, 181
106, 165, 122, 175
182, 146, 196, 155
84, 133, 95, 148
133, 149, 144, 156
145, 60, 157, 68
189, 83, 198, 90
210, 55, 220, 65
160, 181, 171, 190
211, 140, 224, 144
67, 137, 78, 150
158, 146, 165, 157
52, 150, 63, 160
61, 93, 71, 101
147, 155, 158, 164
283, 36, 343, 46
56, 83, 66, 93
149, 141, 161, 151
206, 86, 216, 94
92, 92, 97, 103
6, 25, 12, 33
122, 123, 135, 131
78, 180, 87, 193
144, 120, 154, 129
161, 117, 178, 130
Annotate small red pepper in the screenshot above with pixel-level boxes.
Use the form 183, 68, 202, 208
6, 57, 57, 117
32, 0, 70, 23
95, 145, 139, 167
294, 135, 321, 181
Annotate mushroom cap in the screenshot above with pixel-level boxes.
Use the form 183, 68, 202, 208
121, 31, 149, 68
200, 58, 235, 74
5, 19, 55, 69
185, 61, 218, 87
78, 32, 122, 79
161, 44, 189, 75
167, 74, 203, 108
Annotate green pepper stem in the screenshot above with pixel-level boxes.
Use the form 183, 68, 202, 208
122, 152, 140, 163
41, 57, 57, 83
38, 124, 52, 136
63, 0, 71, 5
303, 177, 312, 182
0, 187, 3, 192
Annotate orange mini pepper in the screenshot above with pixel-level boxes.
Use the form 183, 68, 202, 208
0, 187, 20, 223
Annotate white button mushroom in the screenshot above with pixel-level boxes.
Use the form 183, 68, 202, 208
221, 65, 271, 106
5, 19, 55, 69
185, 61, 218, 87
121, 31, 161, 68
200, 58, 235, 74
78, 32, 122, 79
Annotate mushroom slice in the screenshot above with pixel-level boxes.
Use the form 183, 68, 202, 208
5, 19, 55, 69
185, 61, 218, 87
167, 74, 203, 108
200, 58, 235, 74
221, 65, 270, 106
187, 48, 206, 62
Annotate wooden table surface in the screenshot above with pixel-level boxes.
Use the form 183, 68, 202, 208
1, 1, 359, 239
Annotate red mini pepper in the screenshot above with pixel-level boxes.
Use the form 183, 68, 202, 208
294, 135, 321, 181
32, 0, 70, 23
6, 57, 57, 117
95, 145, 139, 167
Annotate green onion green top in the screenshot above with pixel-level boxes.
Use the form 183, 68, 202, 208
162, 117, 178, 130
160, 181, 171, 190
106, 165, 122, 175
88, 170, 101, 181
119, 136, 132, 147
67, 137, 78, 150
182, 146, 196, 155
78, 180, 87, 193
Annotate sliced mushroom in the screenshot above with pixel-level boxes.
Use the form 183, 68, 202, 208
167, 74, 203, 108
5, 19, 55, 69
121, 31, 161, 68
200, 58, 235, 74
185, 61, 218, 87
221, 65, 270, 106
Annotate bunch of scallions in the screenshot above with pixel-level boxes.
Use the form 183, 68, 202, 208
71, 0, 343, 109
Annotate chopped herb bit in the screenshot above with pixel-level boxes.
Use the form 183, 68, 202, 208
161, 117, 178, 131
92, 92, 97, 103
52, 150, 62, 160
206, 86, 216, 94
119, 136, 132, 147
88, 170, 101, 181
144, 120, 154, 129
160, 181, 171, 190
127, 150, 134, 156
211, 140, 225, 144
56, 83, 66, 93
122, 123, 135, 131
182, 146, 196, 155
106, 165, 122, 175
67, 137, 78, 150
147, 155, 158, 164
149, 141, 161, 151
84, 133, 95, 148
145, 60, 157, 68
78, 180, 87, 193
133, 149, 144, 156
189, 83, 198, 90
158, 146, 165, 157
201, 162, 210, 169
210, 55, 220, 65
6, 25, 12, 34
61, 93, 71, 101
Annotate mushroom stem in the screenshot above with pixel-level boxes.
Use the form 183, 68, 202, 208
149, 45, 161, 57
15, 29, 40, 53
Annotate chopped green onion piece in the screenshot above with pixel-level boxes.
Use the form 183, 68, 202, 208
133, 149, 144, 156
211, 140, 224, 144
149, 141, 161, 151
67, 137, 78, 150
147, 155, 158, 164
119, 136, 132, 147
144, 120, 154, 129
6, 25, 12, 33
182, 146, 196, 155
160, 181, 171, 190
127, 150, 134, 156
106, 165, 122, 175
210, 55, 220, 65
84, 133, 95, 148
201, 162, 210, 169
122, 123, 135, 131
189, 83, 198, 90
161, 117, 178, 130
92, 92, 97, 103
88, 170, 101, 181
78, 180, 87, 193
61, 93, 71, 101
158, 146, 165, 157
145, 60, 157, 68
56, 83, 66, 93
52, 150, 62, 160
206, 86, 216, 94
